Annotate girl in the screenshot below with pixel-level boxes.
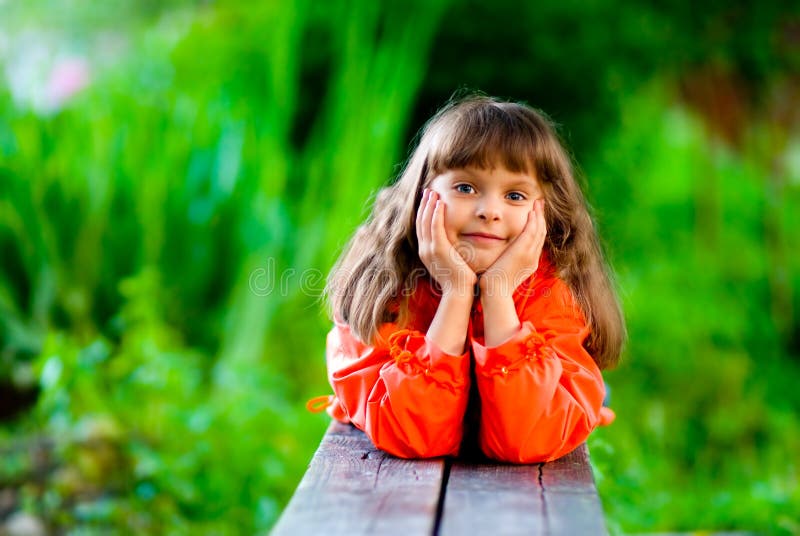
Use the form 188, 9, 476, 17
311, 94, 625, 463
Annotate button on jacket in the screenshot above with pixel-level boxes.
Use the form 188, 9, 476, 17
324, 256, 614, 463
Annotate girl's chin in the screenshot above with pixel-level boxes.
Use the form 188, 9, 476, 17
466, 257, 501, 274
455, 242, 503, 273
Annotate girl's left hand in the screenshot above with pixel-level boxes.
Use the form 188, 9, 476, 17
479, 198, 547, 296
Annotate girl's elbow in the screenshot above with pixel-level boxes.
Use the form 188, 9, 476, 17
368, 415, 463, 458
483, 440, 579, 464
479, 422, 591, 464
481, 440, 551, 464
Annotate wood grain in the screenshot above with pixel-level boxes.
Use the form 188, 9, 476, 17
273, 426, 608, 536
270, 421, 445, 536
539, 444, 609, 536
438, 444, 607, 536
439, 460, 546, 536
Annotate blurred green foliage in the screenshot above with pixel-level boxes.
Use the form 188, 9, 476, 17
1, 0, 799, 534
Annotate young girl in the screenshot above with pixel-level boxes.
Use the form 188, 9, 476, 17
311, 94, 625, 463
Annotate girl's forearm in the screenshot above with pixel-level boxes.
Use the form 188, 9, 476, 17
426, 291, 473, 355
479, 290, 521, 348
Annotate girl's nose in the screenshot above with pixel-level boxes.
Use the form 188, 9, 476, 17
476, 197, 502, 221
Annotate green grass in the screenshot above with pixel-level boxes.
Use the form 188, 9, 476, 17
0, 1, 450, 532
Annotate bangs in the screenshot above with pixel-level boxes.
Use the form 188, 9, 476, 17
426, 101, 546, 177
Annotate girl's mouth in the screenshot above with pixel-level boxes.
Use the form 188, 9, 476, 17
461, 232, 505, 243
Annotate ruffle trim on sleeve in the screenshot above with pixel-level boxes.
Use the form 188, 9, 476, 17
477, 328, 556, 378
523, 330, 557, 360
388, 329, 417, 366
386, 329, 467, 392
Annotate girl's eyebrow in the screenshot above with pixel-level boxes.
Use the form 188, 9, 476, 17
447, 170, 539, 192
499, 178, 542, 195
448, 169, 477, 179
504, 179, 538, 190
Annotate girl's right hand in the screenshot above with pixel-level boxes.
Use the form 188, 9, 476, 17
416, 189, 477, 296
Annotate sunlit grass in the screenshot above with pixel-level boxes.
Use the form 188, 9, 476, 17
0, 1, 449, 531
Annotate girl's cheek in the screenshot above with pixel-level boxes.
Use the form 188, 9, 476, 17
512, 214, 529, 237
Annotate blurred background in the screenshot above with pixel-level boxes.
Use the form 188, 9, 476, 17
1, 0, 799, 533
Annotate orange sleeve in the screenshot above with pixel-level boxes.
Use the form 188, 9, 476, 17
325, 319, 471, 458
472, 279, 607, 463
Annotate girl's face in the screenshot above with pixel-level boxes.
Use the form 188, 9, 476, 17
428, 166, 544, 274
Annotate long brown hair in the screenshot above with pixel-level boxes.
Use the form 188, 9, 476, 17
326, 94, 626, 369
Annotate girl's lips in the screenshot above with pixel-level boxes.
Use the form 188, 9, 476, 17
462, 232, 505, 242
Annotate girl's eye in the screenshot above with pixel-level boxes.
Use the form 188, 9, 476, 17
507, 192, 526, 201
455, 184, 474, 194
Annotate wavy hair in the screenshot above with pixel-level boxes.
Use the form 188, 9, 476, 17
326, 94, 626, 369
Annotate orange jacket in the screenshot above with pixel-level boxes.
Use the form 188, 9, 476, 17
320, 257, 615, 463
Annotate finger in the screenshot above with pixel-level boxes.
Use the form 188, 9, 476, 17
505, 209, 540, 263
520, 200, 544, 241
432, 198, 449, 249
515, 209, 538, 247
416, 189, 428, 243
529, 200, 547, 268
419, 190, 434, 245
425, 191, 440, 244
535, 198, 547, 238
512, 209, 542, 282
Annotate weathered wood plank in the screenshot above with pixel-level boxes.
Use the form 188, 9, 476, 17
270, 421, 445, 536
539, 444, 598, 493
540, 444, 609, 536
439, 444, 607, 536
439, 460, 545, 536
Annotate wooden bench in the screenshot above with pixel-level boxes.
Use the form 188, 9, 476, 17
271, 421, 609, 535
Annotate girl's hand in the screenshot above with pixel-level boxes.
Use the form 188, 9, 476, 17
416, 189, 477, 296
480, 198, 547, 297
